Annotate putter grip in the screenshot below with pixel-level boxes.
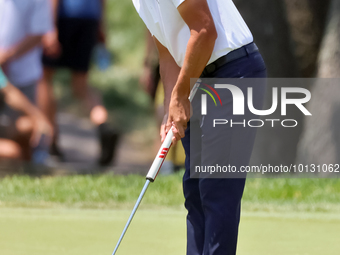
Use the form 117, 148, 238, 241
146, 129, 173, 182
145, 82, 199, 182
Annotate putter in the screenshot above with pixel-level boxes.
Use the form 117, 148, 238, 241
111, 82, 200, 255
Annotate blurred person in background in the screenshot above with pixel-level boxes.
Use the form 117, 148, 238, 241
0, 0, 54, 161
0, 68, 53, 161
140, 31, 160, 103
39, 0, 118, 166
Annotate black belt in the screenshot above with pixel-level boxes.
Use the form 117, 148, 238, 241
202, 42, 259, 76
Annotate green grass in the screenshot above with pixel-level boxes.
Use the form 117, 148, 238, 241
1, 173, 340, 212
0, 173, 183, 209
1, 208, 340, 255
0, 208, 186, 255
243, 178, 340, 212
1, 174, 340, 254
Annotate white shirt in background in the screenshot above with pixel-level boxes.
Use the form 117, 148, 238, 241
132, 0, 253, 67
0, 0, 53, 87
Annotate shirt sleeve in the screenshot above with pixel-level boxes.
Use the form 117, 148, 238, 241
171, 0, 186, 8
0, 68, 8, 89
29, 0, 54, 35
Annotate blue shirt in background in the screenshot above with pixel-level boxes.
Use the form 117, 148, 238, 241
58, 0, 102, 20
0, 68, 8, 89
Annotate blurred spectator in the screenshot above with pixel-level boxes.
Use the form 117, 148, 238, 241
0, 68, 53, 161
39, 0, 118, 166
140, 31, 160, 102
0, 0, 54, 161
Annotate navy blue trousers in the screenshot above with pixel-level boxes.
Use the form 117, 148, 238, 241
181, 51, 267, 255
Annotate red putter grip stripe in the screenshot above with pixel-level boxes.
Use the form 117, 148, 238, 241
159, 148, 169, 158
154, 145, 172, 180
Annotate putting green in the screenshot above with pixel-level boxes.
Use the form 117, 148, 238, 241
0, 208, 339, 255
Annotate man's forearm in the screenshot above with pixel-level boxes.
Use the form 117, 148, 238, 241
3, 83, 53, 143
155, 33, 215, 113
172, 29, 216, 100
160, 58, 181, 113
2, 84, 42, 118
172, 0, 217, 100
6, 35, 42, 61
153, 37, 181, 113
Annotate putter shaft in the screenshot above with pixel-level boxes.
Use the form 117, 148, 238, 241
112, 180, 151, 255
111, 81, 200, 254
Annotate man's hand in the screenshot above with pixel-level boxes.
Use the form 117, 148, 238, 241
166, 93, 190, 143
42, 30, 61, 58
30, 113, 54, 148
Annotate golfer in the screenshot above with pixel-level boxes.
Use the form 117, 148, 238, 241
133, 1, 266, 254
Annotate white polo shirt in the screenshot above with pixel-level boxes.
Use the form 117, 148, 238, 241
0, 0, 53, 87
132, 0, 253, 67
